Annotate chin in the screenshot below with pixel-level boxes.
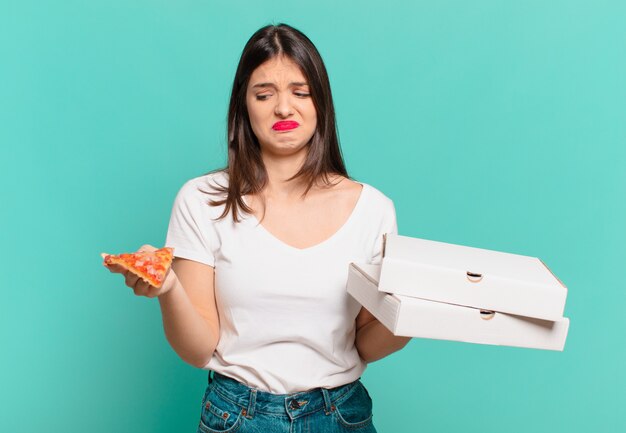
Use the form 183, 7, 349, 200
265, 142, 309, 156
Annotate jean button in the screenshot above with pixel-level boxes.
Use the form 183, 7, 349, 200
290, 400, 300, 410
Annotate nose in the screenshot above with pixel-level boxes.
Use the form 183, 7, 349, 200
274, 93, 294, 118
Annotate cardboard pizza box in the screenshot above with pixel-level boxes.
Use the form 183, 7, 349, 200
377, 234, 568, 321
347, 263, 569, 351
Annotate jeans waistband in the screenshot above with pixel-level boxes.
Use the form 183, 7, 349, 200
208, 371, 362, 419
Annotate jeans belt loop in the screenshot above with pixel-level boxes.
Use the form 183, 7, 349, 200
245, 388, 257, 419
321, 388, 334, 415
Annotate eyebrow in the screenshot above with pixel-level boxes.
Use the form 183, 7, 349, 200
251, 81, 309, 89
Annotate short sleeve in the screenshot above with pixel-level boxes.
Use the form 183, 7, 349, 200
369, 198, 398, 266
164, 179, 217, 267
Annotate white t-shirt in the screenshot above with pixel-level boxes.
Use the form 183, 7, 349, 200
164, 170, 398, 394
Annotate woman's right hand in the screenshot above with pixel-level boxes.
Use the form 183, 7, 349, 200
101, 244, 178, 298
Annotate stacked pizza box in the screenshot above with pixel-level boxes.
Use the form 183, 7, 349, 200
347, 234, 570, 350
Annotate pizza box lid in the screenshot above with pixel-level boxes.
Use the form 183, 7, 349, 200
348, 263, 569, 351
378, 234, 568, 321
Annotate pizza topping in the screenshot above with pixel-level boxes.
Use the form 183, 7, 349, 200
102, 247, 174, 288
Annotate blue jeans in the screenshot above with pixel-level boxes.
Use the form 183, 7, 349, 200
197, 371, 377, 433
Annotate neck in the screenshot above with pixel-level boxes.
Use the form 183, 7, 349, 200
260, 148, 310, 201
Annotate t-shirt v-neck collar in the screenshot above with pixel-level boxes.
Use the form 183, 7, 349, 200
242, 183, 368, 253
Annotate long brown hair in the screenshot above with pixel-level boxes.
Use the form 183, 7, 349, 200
201, 23, 349, 223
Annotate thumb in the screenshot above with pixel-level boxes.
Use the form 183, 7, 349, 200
138, 244, 157, 253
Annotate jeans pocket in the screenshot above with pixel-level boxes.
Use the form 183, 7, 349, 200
198, 388, 245, 433
333, 382, 374, 429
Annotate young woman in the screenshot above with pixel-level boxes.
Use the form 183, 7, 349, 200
105, 23, 411, 433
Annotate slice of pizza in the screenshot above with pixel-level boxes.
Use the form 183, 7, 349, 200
102, 247, 174, 288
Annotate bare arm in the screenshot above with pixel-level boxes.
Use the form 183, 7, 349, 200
355, 306, 411, 363
158, 257, 220, 368
102, 245, 220, 368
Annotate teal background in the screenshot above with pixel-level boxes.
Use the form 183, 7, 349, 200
1, 1, 624, 432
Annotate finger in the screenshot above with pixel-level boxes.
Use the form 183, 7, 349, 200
125, 273, 140, 288
133, 280, 151, 296
133, 275, 154, 293
133, 286, 147, 296
146, 283, 160, 297
105, 263, 128, 275
138, 244, 157, 253
101, 252, 112, 267
132, 278, 145, 295
101, 253, 124, 273
133, 277, 148, 291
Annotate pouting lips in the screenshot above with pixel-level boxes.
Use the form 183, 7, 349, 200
272, 120, 299, 131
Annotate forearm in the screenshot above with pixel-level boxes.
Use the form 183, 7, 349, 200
356, 319, 411, 363
158, 281, 218, 368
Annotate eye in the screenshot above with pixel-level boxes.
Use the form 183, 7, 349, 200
255, 92, 309, 100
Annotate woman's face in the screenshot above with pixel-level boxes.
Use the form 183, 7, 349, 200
246, 55, 317, 157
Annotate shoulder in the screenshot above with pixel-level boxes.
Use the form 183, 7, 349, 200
332, 176, 396, 221
172, 169, 229, 216
327, 175, 395, 208
179, 169, 228, 194
359, 180, 395, 213
359, 181, 398, 236
328, 176, 393, 204
361, 182, 393, 205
